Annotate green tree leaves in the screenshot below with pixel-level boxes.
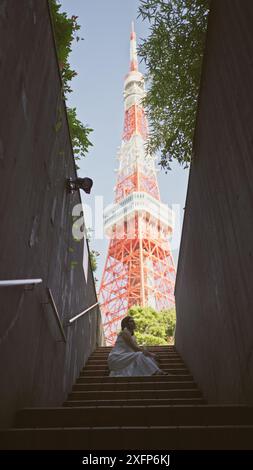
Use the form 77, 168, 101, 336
67, 107, 93, 168
128, 305, 176, 345
138, 0, 209, 169
49, 0, 93, 163
90, 249, 100, 272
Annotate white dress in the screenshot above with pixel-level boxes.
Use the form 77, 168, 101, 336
108, 333, 161, 377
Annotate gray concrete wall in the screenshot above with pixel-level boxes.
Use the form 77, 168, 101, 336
175, 0, 253, 404
0, 0, 104, 428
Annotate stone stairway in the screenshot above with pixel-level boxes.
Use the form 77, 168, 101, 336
1, 346, 253, 449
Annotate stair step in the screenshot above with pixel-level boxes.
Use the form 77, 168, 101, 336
95, 346, 176, 350
80, 368, 189, 376
15, 405, 253, 428
84, 362, 184, 368
87, 359, 183, 364
90, 349, 178, 353
92, 353, 177, 356
68, 389, 202, 401
76, 374, 194, 383
84, 359, 185, 368
89, 352, 180, 358
72, 381, 197, 391
64, 398, 206, 407
88, 357, 181, 363
82, 363, 186, 372
1, 425, 253, 450
83, 366, 185, 373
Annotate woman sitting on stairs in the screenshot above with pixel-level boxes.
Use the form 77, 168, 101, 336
108, 316, 168, 377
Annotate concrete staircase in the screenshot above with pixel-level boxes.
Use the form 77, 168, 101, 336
1, 346, 253, 449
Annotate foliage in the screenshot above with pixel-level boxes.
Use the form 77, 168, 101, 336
90, 249, 100, 272
49, 0, 93, 163
49, 0, 80, 94
128, 305, 176, 345
85, 229, 100, 273
138, 0, 210, 169
67, 107, 93, 167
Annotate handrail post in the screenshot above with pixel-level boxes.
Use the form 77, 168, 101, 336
46, 288, 67, 343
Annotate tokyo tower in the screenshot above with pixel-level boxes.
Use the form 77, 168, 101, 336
99, 24, 176, 345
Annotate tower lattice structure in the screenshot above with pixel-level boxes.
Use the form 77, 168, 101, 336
99, 24, 176, 345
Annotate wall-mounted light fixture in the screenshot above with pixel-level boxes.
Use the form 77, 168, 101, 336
66, 177, 93, 194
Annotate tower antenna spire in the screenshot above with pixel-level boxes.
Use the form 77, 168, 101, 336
130, 20, 138, 71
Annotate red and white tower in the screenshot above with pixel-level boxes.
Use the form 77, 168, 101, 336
99, 24, 176, 345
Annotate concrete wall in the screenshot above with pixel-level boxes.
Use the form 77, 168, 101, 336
0, 0, 104, 428
175, 0, 253, 405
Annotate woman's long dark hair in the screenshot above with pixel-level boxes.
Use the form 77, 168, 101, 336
121, 316, 135, 335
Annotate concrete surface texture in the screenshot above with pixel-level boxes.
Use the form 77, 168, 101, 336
175, 0, 253, 404
0, 0, 104, 428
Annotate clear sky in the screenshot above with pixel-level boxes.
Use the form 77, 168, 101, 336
60, 0, 189, 285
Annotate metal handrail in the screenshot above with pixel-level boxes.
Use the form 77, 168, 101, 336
68, 301, 99, 325
0, 279, 42, 287
46, 288, 67, 343
0, 280, 96, 340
